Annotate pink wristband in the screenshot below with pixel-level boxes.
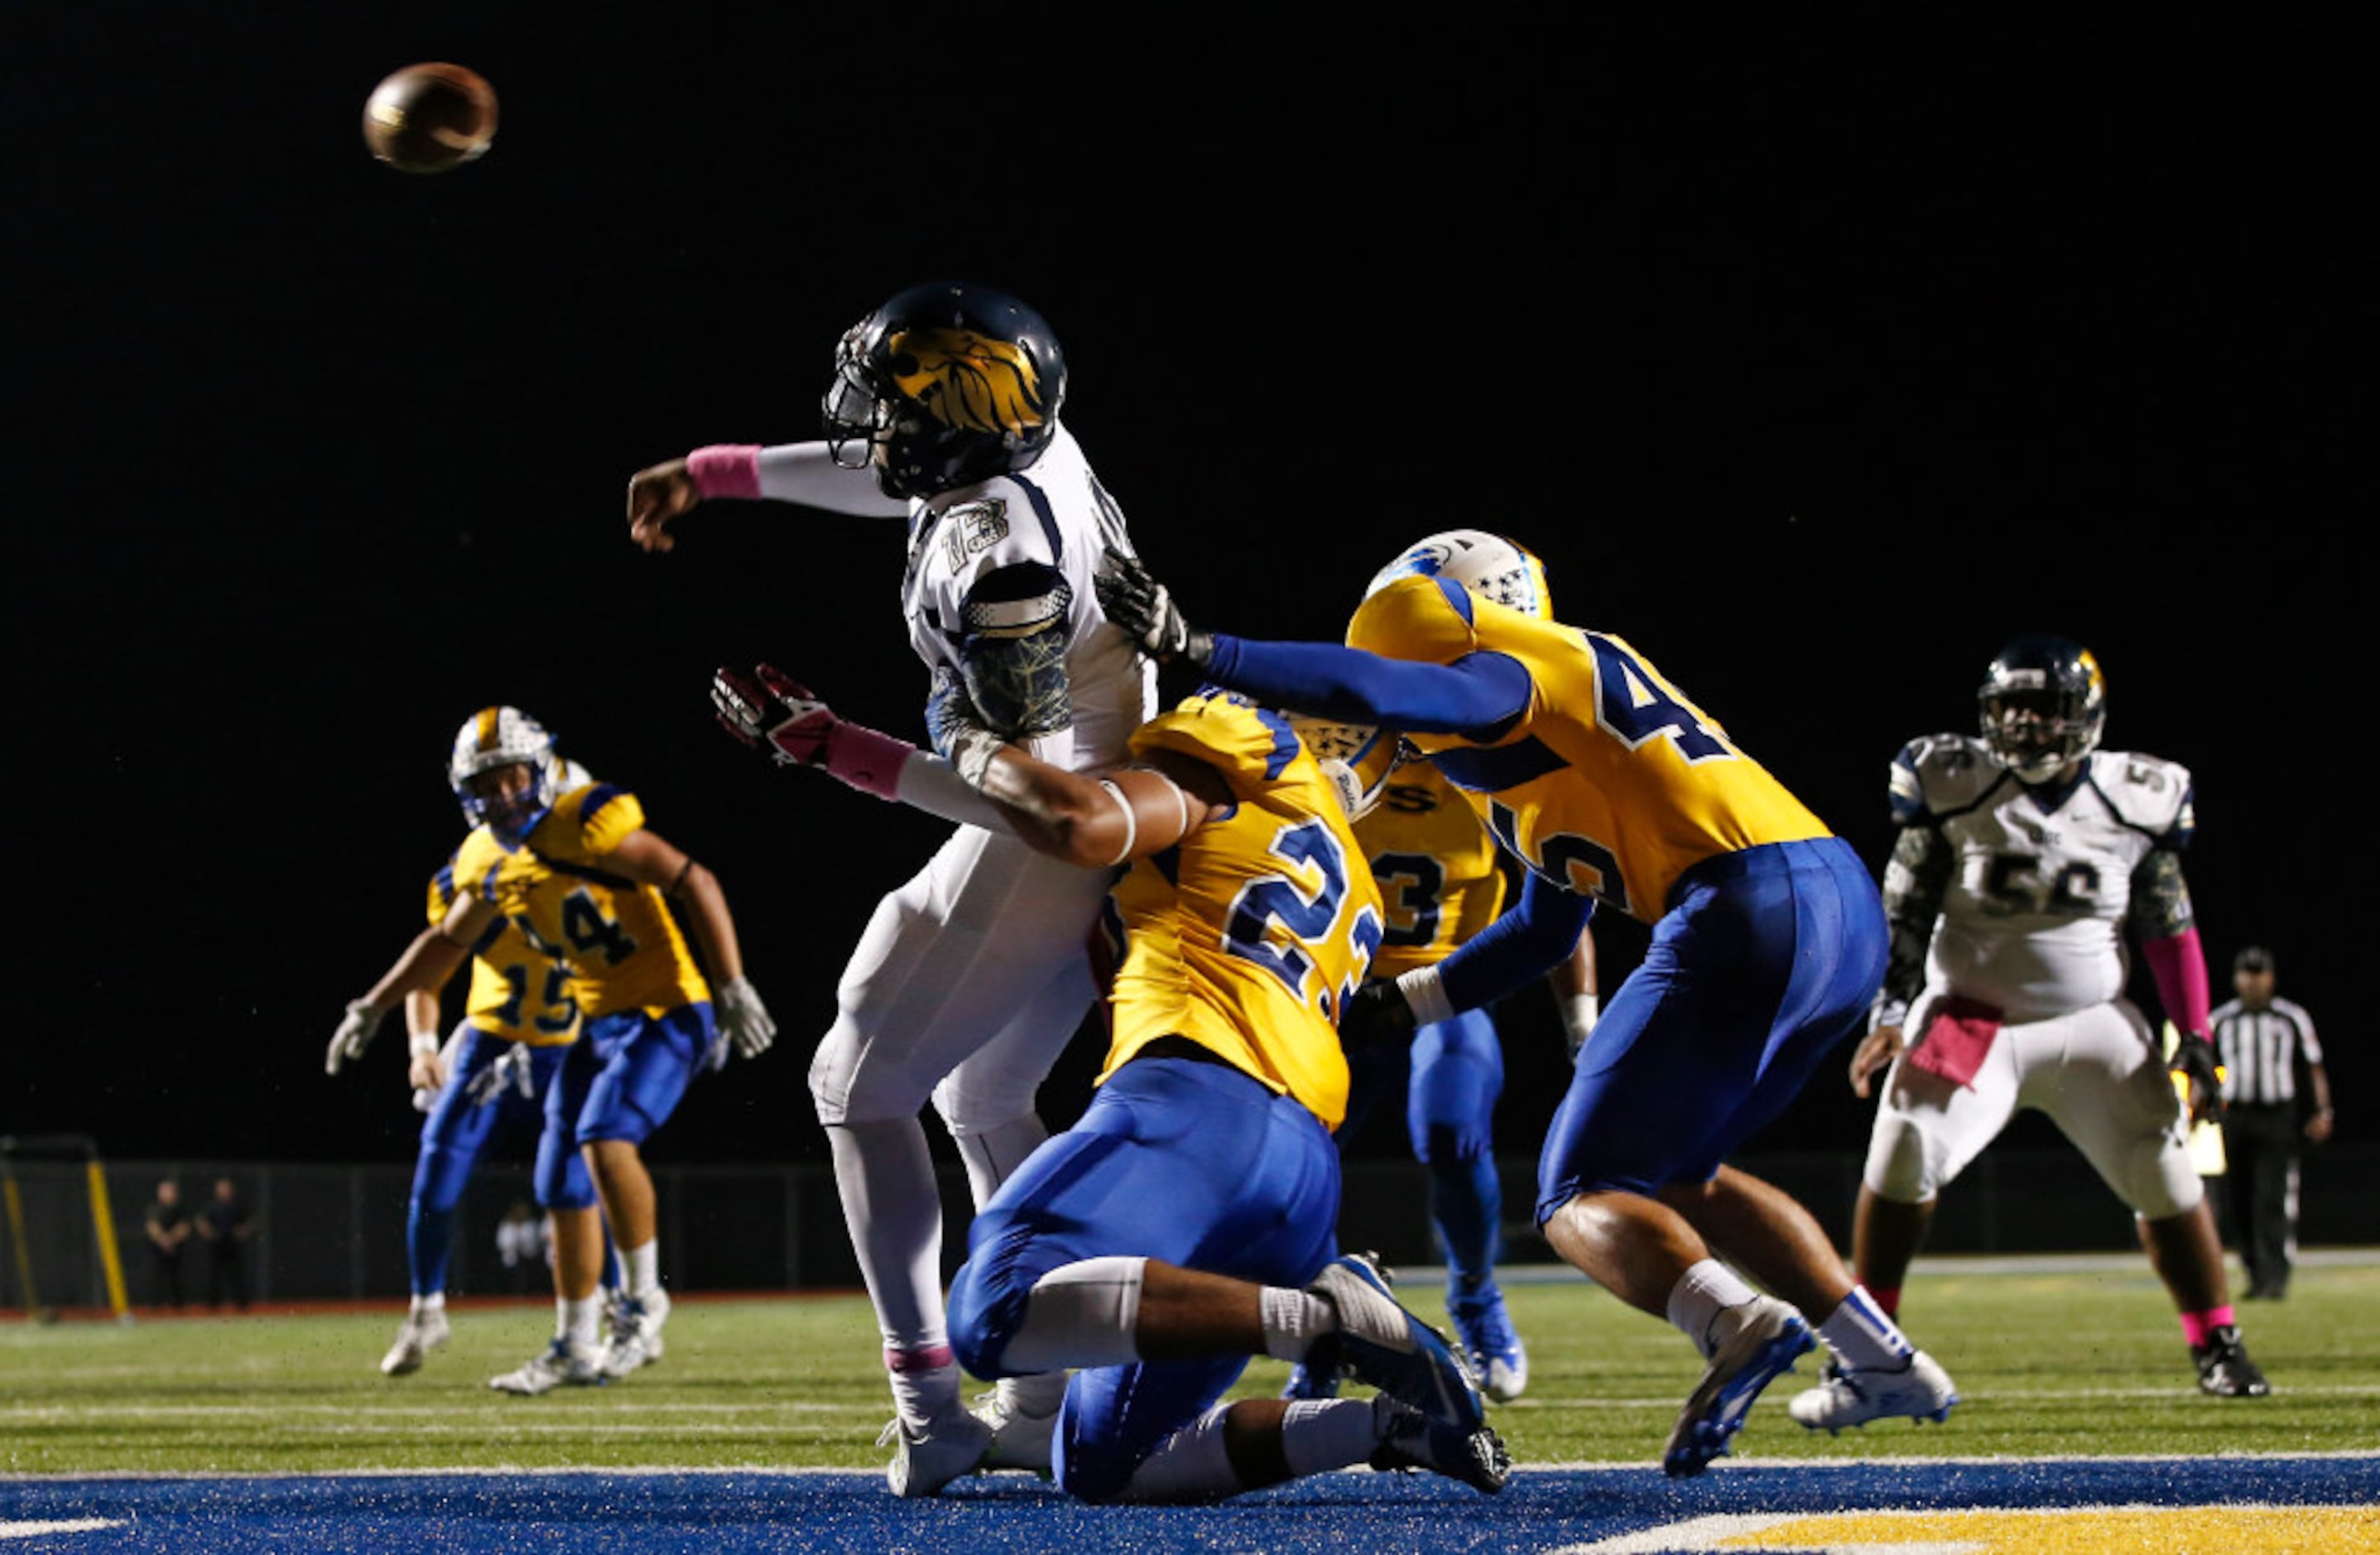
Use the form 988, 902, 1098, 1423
824, 721, 916, 802
685, 444, 762, 501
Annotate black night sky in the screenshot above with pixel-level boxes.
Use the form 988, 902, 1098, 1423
10, 10, 2366, 1175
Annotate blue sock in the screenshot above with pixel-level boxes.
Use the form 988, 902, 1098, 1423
1427, 1146, 1502, 1297
409, 1201, 456, 1299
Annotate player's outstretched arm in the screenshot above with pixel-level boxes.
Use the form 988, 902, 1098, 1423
629, 444, 909, 552
327, 898, 491, 1076
1097, 546, 1532, 737
603, 827, 775, 1064
970, 745, 1225, 869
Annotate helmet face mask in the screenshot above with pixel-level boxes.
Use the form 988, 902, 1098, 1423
820, 281, 1066, 499
1366, 530, 1552, 620
1978, 636, 2106, 782
449, 705, 560, 839
1289, 715, 1401, 822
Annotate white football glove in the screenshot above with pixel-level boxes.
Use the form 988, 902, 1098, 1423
713, 976, 777, 1066
326, 999, 387, 1076
467, 1042, 536, 1108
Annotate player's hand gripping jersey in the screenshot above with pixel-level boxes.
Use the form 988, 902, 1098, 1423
1098, 693, 1387, 1131
428, 855, 581, 1047
1343, 575, 1832, 922
1887, 734, 2195, 1021
1359, 762, 1507, 982
451, 782, 711, 1020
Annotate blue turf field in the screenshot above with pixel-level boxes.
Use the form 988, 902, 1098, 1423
5, 1456, 2375, 1553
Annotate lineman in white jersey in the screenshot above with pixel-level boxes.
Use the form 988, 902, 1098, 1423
625, 282, 1157, 1494
1797, 635, 2268, 1427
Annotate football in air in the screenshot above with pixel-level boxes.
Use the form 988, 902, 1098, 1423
363, 62, 498, 174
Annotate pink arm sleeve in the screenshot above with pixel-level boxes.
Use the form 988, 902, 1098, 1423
685, 444, 762, 501
2142, 925, 2213, 1041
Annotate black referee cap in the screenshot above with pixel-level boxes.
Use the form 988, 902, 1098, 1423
2234, 946, 2275, 975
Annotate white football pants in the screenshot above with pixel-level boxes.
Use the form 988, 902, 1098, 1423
1863, 992, 2204, 1220
810, 824, 1106, 1350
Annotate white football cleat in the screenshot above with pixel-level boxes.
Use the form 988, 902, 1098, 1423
877, 1404, 995, 1498
1664, 1295, 1815, 1478
974, 1384, 1060, 1476
379, 1307, 450, 1377
1787, 1349, 1959, 1432
599, 1288, 671, 1379
490, 1338, 605, 1396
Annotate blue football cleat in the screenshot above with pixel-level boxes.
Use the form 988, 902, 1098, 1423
1302, 1252, 1486, 1435
1663, 1296, 1815, 1478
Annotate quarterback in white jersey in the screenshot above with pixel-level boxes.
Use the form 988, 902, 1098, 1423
626, 281, 1156, 1495
1820, 634, 2269, 1413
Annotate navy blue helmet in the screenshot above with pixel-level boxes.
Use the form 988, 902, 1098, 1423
821, 281, 1067, 499
1978, 634, 2107, 782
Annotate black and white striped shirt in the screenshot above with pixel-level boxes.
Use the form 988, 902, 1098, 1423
2209, 995, 2325, 1106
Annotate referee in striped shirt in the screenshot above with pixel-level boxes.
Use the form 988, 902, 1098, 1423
2209, 946, 2334, 1300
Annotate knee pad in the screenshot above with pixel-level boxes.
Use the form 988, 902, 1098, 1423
945, 1225, 1066, 1381
1862, 1113, 1941, 1203
2115, 1135, 2205, 1220
809, 1013, 940, 1127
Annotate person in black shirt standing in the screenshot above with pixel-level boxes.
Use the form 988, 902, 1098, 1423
196, 1177, 257, 1311
142, 1179, 190, 1310
2209, 947, 2334, 1299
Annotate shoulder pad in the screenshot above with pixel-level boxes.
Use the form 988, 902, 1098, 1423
538, 782, 646, 860
1887, 733, 1997, 826
1346, 575, 1479, 665
450, 827, 507, 898
2088, 750, 2195, 844
426, 855, 462, 925
1131, 691, 1306, 798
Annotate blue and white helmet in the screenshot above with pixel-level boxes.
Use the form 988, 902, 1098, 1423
1365, 530, 1552, 620
448, 705, 560, 833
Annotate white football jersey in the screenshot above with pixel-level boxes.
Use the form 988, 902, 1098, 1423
897, 425, 1156, 773
1890, 734, 2195, 1021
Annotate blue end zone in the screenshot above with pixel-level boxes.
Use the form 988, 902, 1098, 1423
3, 1456, 2375, 1553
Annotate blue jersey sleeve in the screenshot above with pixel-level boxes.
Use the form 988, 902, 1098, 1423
1436, 870, 1597, 1011
1204, 635, 1531, 738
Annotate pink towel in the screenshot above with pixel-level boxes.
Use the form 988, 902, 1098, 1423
1903, 995, 2003, 1088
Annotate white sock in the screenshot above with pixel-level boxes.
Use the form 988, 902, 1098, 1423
1259, 1287, 1336, 1363
887, 1354, 963, 1431
1281, 1398, 1385, 1478
1817, 1285, 1916, 1371
560, 1295, 602, 1351
826, 1119, 950, 1346
411, 1292, 446, 1317
945, 1110, 1050, 1211
1665, 1258, 1762, 1359
623, 1240, 661, 1300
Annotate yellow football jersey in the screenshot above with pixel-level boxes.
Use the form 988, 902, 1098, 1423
428, 856, 581, 1046
1357, 761, 1507, 980
1099, 692, 1387, 1131
1347, 576, 1832, 923
450, 783, 711, 1019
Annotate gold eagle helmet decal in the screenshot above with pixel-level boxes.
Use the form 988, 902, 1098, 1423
2076, 646, 2105, 694
885, 327, 1050, 438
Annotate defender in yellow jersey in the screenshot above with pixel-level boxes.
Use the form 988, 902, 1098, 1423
714, 665, 1510, 1502
1296, 753, 1599, 1404
1099, 530, 1951, 1478
326, 707, 776, 1395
